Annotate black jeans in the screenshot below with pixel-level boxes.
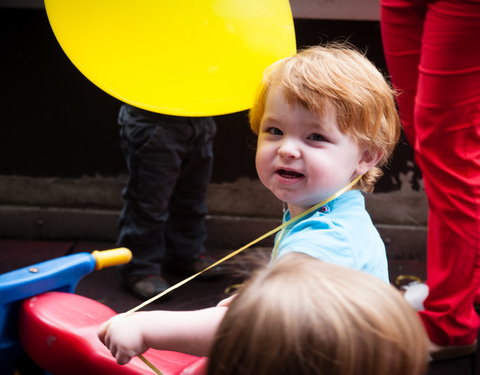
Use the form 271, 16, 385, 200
116, 104, 216, 277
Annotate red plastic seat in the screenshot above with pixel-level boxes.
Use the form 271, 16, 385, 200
20, 291, 207, 375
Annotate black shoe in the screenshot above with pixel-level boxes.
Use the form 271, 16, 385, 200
123, 274, 170, 300
429, 341, 477, 361
164, 255, 226, 280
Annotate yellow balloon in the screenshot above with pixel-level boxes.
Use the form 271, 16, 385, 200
44, 0, 296, 116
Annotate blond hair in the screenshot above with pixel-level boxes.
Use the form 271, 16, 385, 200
249, 43, 400, 192
208, 253, 428, 375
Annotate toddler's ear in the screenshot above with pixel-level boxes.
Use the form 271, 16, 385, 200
356, 149, 383, 175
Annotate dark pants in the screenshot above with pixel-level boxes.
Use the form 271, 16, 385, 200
116, 104, 216, 277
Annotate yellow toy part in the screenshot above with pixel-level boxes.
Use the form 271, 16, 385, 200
91, 248, 132, 270
44, 0, 296, 116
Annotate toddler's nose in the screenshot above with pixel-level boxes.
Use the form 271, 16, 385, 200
278, 138, 301, 159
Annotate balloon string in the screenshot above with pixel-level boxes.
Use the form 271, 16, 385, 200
124, 175, 363, 374
138, 354, 164, 375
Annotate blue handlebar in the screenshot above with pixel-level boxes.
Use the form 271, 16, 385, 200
0, 252, 97, 375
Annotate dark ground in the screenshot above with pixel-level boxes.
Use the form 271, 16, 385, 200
1, 238, 478, 375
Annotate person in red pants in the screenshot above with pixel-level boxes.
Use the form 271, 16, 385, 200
380, 0, 480, 361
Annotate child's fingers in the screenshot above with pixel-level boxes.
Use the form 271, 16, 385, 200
116, 349, 135, 365
105, 336, 133, 365
97, 320, 109, 343
97, 313, 145, 365
110, 341, 140, 365
97, 313, 127, 348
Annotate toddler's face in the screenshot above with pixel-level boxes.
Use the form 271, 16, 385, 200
255, 86, 374, 217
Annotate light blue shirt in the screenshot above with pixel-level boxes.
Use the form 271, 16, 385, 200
273, 190, 389, 283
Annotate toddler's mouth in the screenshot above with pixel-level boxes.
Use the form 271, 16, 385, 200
277, 169, 304, 179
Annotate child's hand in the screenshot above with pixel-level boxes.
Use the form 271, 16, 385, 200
97, 313, 148, 365
98, 307, 228, 359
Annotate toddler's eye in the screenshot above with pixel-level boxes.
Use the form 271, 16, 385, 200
309, 133, 327, 142
267, 127, 283, 135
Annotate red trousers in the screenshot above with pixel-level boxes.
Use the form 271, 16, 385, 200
381, 0, 480, 345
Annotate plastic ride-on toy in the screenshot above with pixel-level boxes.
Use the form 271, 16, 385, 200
0, 248, 206, 375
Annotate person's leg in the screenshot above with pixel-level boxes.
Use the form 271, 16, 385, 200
165, 117, 216, 260
414, 0, 480, 347
117, 106, 188, 296
380, 0, 427, 146
163, 117, 224, 278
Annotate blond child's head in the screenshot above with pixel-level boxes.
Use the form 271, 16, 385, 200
208, 252, 428, 375
250, 43, 400, 192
